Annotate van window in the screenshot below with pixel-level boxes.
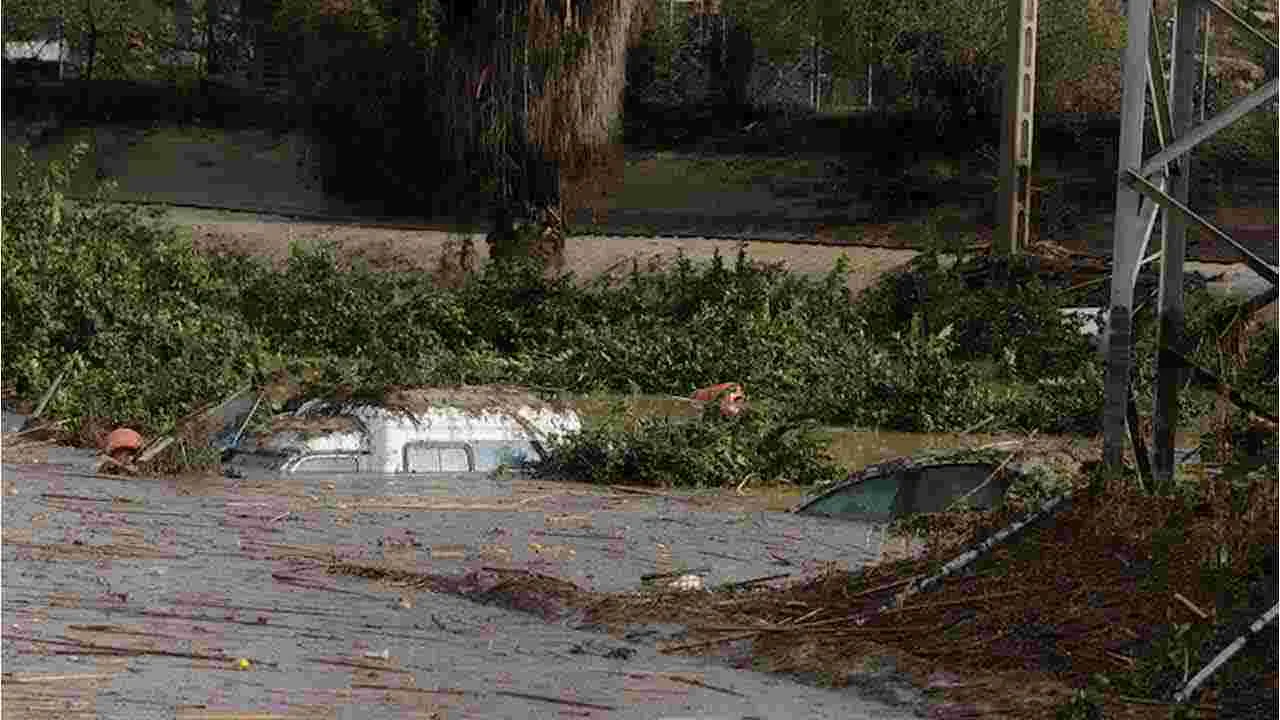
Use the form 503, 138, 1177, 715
473, 443, 535, 471
403, 442, 474, 473
291, 454, 360, 474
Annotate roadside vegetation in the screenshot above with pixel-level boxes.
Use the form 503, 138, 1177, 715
5, 147, 1275, 484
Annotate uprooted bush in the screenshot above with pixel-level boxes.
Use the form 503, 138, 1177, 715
532, 400, 846, 488
856, 251, 1097, 380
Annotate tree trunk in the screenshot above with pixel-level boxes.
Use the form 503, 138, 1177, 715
395, 0, 417, 54
83, 0, 97, 82
485, 202, 566, 274
175, 0, 193, 50
205, 0, 221, 76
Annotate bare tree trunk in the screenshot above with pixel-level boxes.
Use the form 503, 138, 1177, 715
205, 0, 221, 76
175, 0, 193, 50
79, 0, 99, 118
83, 0, 98, 82
392, 0, 418, 66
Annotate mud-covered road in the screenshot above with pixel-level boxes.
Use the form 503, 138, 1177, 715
2, 462, 929, 719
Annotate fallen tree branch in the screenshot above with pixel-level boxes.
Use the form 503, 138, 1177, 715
349, 684, 467, 696
8, 419, 69, 439
7, 634, 277, 668
641, 568, 710, 583
305, 657, 414, 675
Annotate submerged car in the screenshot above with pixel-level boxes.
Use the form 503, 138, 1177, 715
221, 386, 581, 476
793, 453, 1021, 522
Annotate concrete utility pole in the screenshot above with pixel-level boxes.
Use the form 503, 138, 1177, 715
811, 35, 821, 111
995, 0, 1039, 255
1102, 0, 1279, 474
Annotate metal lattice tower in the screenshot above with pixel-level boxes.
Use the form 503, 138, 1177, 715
1101, 0, 1279, 480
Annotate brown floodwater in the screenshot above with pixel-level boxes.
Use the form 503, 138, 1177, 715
566, 394, 1204, 473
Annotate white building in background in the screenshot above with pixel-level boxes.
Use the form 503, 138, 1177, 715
3, 18, 74, 80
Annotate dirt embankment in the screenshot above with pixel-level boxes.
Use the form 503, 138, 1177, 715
189, 220, 918, 296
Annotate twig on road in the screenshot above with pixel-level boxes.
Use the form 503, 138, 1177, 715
667, 674, 746, 697
350, 683, 468, 696
8, 419, 69, 439
609, 485, 674, 497
305, 657, 414, 675
494, 689, 616, 711
879, 590, 1026, 617
698, 549, 750, 562
7, 634, 278, 668
2, 672, 118, 684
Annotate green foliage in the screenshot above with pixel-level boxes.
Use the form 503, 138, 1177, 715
854, 319, 994, 432
3, 153, 1110, 441
995, 366, 1107, 435
533, 401, 845, 488
1131, 284, 1280, 457
856, 254, 1098, 379
4, 0, 176, 80
720, 0, 1123, 113
1053, 687, 1103, 720
1, 147, 271, 432
10, 148, 1277, 490
1199, 110, 1279, 178
15, 155, 1268, 446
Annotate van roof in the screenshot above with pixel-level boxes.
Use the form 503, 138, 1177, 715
378, 385, 572, 415
253, 385, 576, 439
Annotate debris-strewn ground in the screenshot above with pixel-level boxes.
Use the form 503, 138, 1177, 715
5, 418, 1277, 718
584, 470, 1279, 719
3, 462, 933, 719
329, 466, 1279, 720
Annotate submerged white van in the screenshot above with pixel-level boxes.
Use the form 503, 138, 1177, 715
225, 386, 582, 476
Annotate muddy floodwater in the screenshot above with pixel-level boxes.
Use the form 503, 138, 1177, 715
2, 462, 934, 719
